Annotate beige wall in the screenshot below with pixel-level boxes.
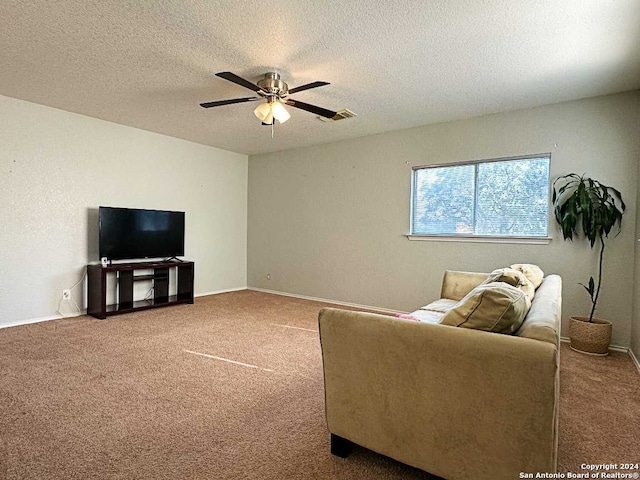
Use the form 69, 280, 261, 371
632, 94, 640, 358
248, 91, 640, 348
0, 95, 248, 327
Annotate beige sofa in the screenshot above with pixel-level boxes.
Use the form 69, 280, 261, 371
318, 270, 562, 480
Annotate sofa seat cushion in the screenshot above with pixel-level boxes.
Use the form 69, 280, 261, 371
440, 282, 531, 334
395, 298, 458, 324
420, 298, 458, 313
401, 309, 445, 324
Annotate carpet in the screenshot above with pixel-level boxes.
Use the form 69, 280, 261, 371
0, 290, 638, 479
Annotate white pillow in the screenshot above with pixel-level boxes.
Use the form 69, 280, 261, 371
486, 268, 535, 301
510, 264, 544, 289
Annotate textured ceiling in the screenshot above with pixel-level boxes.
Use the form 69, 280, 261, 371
1, 0, 639, 156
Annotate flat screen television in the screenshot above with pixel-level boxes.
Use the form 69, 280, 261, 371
99, 206, 185, 261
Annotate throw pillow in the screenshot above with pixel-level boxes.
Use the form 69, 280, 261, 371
510, 264, 544, 289
440, 282, 531, 334
485, 267, 535, 301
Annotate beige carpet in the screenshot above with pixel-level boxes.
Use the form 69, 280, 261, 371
557, 339, 640, 472
0, 290, 638, 479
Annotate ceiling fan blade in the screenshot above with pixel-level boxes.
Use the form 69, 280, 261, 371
285, 99, 337, 119
287, 81, 330, 94
215, 71, 263, 92
199, 97, 260, 108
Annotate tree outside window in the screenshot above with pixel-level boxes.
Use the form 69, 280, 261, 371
411, 156, 550, 237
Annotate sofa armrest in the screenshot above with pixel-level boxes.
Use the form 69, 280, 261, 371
318, 307, 559, 480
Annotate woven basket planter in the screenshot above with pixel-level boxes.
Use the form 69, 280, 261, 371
569, 316, 612, 356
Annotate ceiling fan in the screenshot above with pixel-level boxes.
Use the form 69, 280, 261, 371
199, 72, 338, 126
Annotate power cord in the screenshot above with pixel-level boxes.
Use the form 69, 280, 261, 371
56, 270, 87, 318
143, 286, 154, 301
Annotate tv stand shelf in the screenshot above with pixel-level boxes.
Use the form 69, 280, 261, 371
87, 260, 194, 319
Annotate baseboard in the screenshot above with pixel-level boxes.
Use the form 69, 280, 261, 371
195, 286, 247, 298
629, 348, 640, 375
0, 287, 248, 330
0, 311, 85, 330
559, 336, 628, 353
247, 287, 403, 315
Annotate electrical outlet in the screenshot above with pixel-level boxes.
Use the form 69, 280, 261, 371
62, 289, 71, 300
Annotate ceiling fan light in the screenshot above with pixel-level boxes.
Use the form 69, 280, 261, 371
254, 102, 272, 122
271, 101, 291, 124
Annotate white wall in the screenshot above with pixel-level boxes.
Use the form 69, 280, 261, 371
0, 95, 248, 326
248, 91, 640, 348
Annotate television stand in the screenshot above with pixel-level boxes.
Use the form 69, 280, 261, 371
87, 260, 194, 320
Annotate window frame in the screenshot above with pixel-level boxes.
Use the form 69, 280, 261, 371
408, 153, 552, 244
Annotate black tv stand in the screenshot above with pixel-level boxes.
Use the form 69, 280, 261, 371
87, 260, 194, 319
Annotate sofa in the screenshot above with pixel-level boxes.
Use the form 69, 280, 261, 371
318, 269, 562, 480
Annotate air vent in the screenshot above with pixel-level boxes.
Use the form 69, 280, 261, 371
319, 109, 357, 122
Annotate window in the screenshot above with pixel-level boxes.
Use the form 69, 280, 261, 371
411, 155, 550, 238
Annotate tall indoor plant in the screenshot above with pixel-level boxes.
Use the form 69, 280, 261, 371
552, 174, 625, 355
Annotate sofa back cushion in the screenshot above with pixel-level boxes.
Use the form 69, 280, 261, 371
440, 282, 531, 334
440, 271, 489, 301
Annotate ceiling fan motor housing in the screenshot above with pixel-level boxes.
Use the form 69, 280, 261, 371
257, 72, 288, 98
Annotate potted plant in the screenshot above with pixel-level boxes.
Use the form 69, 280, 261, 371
552, 174, 625, 355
